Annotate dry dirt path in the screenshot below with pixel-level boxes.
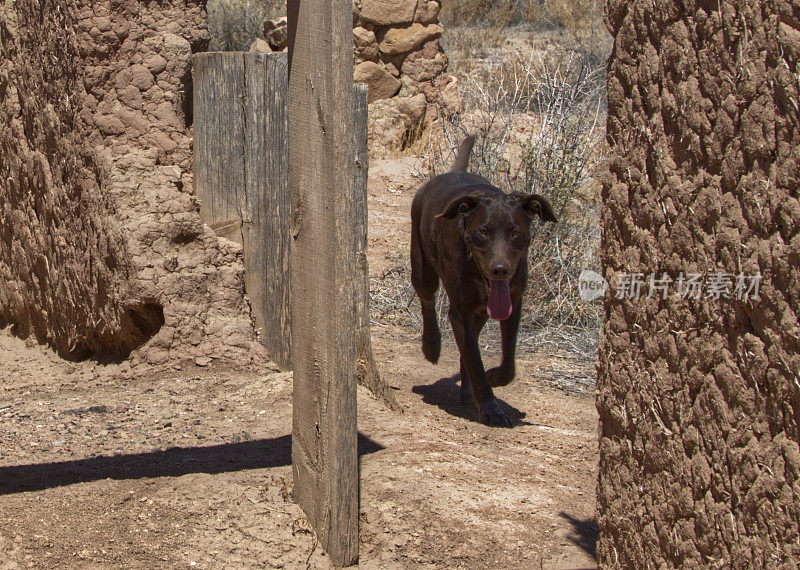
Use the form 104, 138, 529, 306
0, 328, 597, 569
0, 157, 598, 569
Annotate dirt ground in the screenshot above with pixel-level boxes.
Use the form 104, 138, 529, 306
0, 158, 599, 569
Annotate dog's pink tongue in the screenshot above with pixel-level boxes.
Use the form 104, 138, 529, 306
488, 280, 513, 320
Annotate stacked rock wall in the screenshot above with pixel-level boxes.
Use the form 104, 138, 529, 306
0, 0, 267, 366
354, 0, 444, 103
252, 1, 457, 154
353, 0, 459, 154
599, 0, 800, 566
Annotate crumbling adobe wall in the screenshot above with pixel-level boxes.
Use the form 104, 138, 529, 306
598, 0, 800, 566
0, 0, 268, 367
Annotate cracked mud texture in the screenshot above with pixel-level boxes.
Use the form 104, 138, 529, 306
0, 0, 268, 367
599, 1, 800, 567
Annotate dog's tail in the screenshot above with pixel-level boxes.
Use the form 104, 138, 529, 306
451, 135, 476, 172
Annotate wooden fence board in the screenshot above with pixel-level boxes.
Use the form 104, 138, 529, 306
354, 85, 400, 412
195, 44, 389, 564
193, 54, 246, 243
287, 0, 359, 565
194, 52, 292, 370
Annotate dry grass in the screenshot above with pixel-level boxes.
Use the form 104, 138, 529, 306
440, 0, 611, 81
440, 0, 606, 38
440, 0, 523, 29
372, 46, 607, 359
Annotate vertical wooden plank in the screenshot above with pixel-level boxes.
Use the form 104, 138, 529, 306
193, 53, 247, 242
288, 0, 359, 565
353, 85, 400, 412
242, 53, 292, 371
194, 52, 292, 371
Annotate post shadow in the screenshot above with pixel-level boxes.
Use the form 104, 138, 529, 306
412, 373, 529, 425
0, 433, 383, 495
559, 512, 599, 560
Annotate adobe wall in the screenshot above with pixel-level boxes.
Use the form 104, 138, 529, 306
599, 0, 799, 566
0, 0, 267, 366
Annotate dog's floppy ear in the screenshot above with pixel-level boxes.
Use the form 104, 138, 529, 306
520, 194, 557, 222
436, 193, 482, 219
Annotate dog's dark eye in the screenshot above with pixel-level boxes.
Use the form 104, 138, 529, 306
510, 229, 521, 238
477, 228, 488, 237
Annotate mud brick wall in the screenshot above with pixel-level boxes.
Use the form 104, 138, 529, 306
598, 1, 800, 566
0, 0, 267, 366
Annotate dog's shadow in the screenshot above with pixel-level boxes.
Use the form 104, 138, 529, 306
412, 373, 529, 425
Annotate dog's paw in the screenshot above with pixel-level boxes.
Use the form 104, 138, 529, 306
422, 341, 440, 364
487, 366, 515, 387
421, 327, 441, 364
459, 379, 473, 405
479, 399, 513, 428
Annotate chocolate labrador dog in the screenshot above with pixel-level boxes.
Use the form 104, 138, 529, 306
410, 135, 557, 427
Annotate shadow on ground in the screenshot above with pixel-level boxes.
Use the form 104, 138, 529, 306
560, 512, 599, 560
412, 373, 528, 425
0, 433, 383, 495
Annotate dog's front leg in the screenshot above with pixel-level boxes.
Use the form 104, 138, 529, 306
459, 358, 473, 404
487, 301, 521, 387
460, 312, 487, 403
448, 307, 513, 427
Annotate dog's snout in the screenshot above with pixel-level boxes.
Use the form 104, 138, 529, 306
490, 263, 511, 279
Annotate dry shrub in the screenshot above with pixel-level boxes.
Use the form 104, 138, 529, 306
440, 0, 521, 28
440, 0, 604, 36
374, 48, 606, 357
207, 0, 284, 51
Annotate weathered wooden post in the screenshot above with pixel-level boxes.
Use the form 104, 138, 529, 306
287, 0, 359, 565
193, 52, 292, 370
353, 85, 399, 412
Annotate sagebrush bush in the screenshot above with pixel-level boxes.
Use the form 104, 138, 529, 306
370, 48, 606, 356
207, 0, 284, 51
428, 49, 605, 329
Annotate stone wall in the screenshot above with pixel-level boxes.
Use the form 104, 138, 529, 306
354, 0, 449, 105
354, 0, 459, 154
253, 1, 457, 155
0, 0, 267, 367
599, 0, 800, 566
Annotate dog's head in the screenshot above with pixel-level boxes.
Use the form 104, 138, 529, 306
436, 189, 557, 319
